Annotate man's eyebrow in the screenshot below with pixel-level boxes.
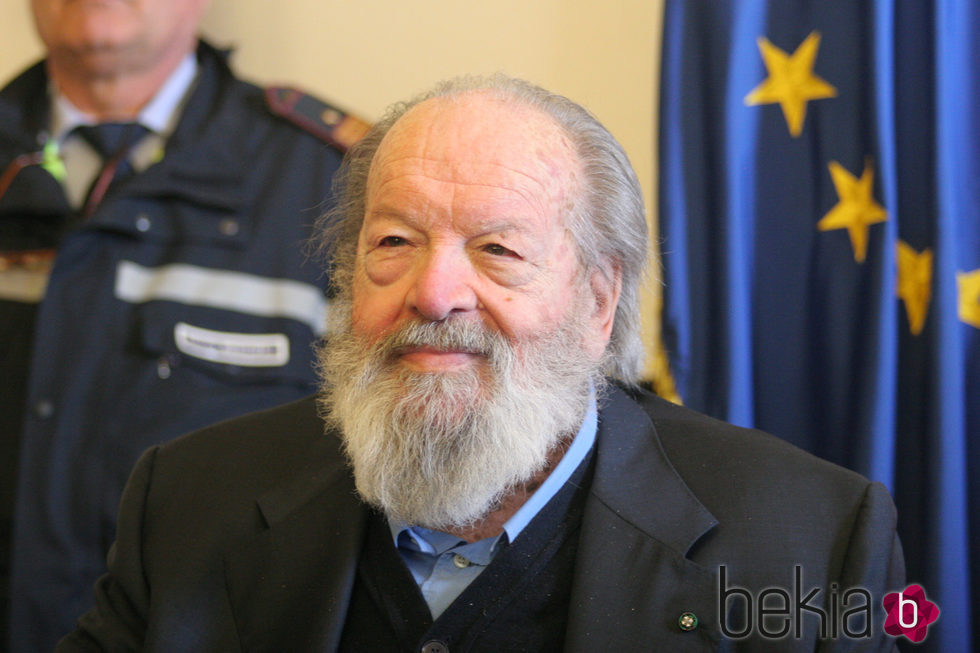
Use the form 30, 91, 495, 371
364, 207, 410, 221
362, 206, 420, 227
364, 209, 535, 237
471, 219, 534, 236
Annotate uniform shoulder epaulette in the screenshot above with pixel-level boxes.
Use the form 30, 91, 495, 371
264, 86, 371, 153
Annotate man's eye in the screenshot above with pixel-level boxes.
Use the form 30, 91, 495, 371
483, 243, 517, 257
378, 236, 407, 247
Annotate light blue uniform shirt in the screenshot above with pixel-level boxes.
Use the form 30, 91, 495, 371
388, 388, 598, 619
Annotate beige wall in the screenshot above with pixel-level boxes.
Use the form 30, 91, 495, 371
1, 1, 667, 382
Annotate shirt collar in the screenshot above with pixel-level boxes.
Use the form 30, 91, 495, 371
49, 52, 198, 143
388, 383, 598, 549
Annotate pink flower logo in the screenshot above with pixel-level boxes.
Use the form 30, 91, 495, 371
882, 584, 940, 643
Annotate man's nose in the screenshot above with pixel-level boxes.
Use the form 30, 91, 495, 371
407, 246, 479, 321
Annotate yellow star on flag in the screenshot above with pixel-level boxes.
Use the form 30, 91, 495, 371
818, 160, 887, 263
896, 241, 932, 335
958, 268, 980, 329
745, 31, 838, 137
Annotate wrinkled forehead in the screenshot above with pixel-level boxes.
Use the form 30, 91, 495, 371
366, 92, 582, 214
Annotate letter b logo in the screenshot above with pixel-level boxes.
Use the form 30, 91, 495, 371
897, 592, 918, 629
883, 585, 939, 643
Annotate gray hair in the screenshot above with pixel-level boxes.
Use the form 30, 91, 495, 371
315, 74, 648, 384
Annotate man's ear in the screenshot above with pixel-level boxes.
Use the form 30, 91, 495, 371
585, 263, 621, 357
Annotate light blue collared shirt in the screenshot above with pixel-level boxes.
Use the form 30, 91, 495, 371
48, 52, 198, 207
389, 388, 598, 619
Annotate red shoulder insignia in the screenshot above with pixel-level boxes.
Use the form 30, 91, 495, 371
265, 86, 371, 152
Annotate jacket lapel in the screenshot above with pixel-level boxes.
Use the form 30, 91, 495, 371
566, 386, 725, 652
224, 431, 367, 653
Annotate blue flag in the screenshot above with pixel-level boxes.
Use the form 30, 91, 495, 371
659, 1, 978, 650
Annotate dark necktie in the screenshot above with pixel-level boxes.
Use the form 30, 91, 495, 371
74, 122, 148, 214
76, 122, 148, 173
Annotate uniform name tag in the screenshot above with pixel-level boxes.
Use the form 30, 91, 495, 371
174, 322, 290, 367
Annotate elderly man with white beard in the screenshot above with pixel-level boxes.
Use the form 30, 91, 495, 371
58, 75, 905, 652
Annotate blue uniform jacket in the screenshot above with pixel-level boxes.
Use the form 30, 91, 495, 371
0, 41, 347, 652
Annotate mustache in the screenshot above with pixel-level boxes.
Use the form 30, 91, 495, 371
374, 319, 508, 361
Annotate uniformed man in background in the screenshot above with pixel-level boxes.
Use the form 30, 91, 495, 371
0, 0, 366, 649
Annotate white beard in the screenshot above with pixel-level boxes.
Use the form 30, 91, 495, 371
316, 299, 601, 531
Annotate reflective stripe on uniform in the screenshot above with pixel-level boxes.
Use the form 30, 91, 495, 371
114, 260, 328, 335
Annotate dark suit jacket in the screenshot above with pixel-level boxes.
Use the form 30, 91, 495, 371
57, 385, 904, 652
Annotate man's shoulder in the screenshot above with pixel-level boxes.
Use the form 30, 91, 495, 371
147, 395, 337, 487
597, 385, 899, 573
161, 394, 324, 454
612, 384, 872, 493
197, 41, 368, 154
118, 394, 357, 546
0, 60, 48, 147
263, 86, 371, 153
0, 59, 46, 104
